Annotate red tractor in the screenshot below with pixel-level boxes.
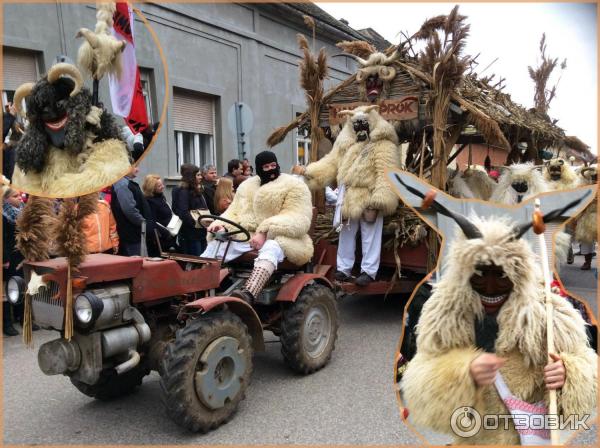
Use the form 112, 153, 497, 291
6, 215, 338, 432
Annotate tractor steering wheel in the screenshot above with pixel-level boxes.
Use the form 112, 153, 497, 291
198, 214, 251, 243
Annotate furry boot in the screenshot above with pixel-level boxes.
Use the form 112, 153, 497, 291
3, 302, 19, 336
581, 254, 593, 270
232, 259, 275, 303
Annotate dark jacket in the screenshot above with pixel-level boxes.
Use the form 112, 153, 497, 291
172, 186, 208, 241
111, 177, 154, 245
3, 215, 24, 278
2, 144, 16, 181
201, 180, 216, 214
147, 193, 176, 249
3, 113, 16, 141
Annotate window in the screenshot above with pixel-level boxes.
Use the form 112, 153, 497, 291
175, 131, 213, 170
139, 69, 156, 123
2, 47, 40, 121
295, 125, 311, 166
172, 88, 216, 173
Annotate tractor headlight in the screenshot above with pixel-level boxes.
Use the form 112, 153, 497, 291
6, 277, 25, 305
74, 293, 104, 329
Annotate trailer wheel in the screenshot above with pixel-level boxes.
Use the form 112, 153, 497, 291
70, 364, 150, 401
280, 283, 338, 374
160, 310, 252, 433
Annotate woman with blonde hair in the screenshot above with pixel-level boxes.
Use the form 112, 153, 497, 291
214, 176, 234, 215
143, 173, 176, 252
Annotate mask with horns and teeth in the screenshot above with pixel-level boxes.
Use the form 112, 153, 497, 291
350, 50, 399, 102
395, 174, 591, 311
12, 62, 122, 175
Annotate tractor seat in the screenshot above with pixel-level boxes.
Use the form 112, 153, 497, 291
234, 250, 305, 271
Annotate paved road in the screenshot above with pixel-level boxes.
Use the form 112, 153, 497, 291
558, 251, 598, 316
4, 253, 596, 445
3, 293, 422, 445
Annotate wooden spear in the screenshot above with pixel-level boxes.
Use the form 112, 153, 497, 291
532, 198, 559, 445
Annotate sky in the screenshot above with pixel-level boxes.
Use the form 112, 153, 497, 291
316, 2, 597, 153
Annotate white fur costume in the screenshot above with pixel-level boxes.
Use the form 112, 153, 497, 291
304, 106, 402, 278
400, 218, 597, 445
490, 163, 548, 205
210, 173, 313, 266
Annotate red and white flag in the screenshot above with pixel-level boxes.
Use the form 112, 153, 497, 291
109, 2, 148, 133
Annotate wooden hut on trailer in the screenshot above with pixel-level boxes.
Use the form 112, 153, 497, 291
267, 7, 569, 192
266, 6, 577, 294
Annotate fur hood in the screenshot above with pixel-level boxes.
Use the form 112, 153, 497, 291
304, 106, 402, 218
490, 163, 548, 204
417, 217, 588, 368
544, 158, 579, 190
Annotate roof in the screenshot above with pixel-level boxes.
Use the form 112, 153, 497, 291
259, 2, 384, 48
357, 28, 393, 52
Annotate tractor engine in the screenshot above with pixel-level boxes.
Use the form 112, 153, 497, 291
20, 264, 151, 386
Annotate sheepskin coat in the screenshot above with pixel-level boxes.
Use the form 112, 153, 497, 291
304, 107, 402, 219
575, 199, 597, 244
490, 163, 548, 205
401, 218, 597, 445
218, 173, 314, 266
12, 107, 130, 198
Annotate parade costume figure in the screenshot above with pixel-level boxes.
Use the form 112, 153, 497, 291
399, 187, 597, 445
203, 151, 313, 302
575, 164, 597, 270
11, 63, 130, 197
543, 158, 579, 191
302, 105, 401, 285
490, 163, 548, 205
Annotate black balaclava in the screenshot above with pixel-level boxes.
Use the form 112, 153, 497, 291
255, 150, 280, 185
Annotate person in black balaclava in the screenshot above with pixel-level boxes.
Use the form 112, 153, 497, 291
255, 150, 281, 185
202, 150, 314, 303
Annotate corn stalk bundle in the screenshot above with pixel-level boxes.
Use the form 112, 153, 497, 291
528, 33, 566, 115
297, 32, 328, 162
414, 5, 470, 190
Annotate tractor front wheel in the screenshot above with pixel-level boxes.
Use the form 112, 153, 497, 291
280, 283, 338, 374
160, 310, 252, 433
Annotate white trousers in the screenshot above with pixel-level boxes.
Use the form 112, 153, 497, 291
579, 241, 596, 255
201, 239, 284, 268
337, 214, 384, 278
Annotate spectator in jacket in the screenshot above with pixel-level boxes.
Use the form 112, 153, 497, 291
82, 193, 119, 254
201, 164, 218, 213
214, 176, 234, 215
111, 166, 155, 256
223, 159, 242, 182
172, 164, 208, 255
143, 174, 177, 251
2, 180, 24, 336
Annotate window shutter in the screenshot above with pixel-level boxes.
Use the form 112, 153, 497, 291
3, 48, 38, 91
172, 89, 214, 134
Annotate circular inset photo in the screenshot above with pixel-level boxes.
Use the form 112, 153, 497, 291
5, 2, 167, 198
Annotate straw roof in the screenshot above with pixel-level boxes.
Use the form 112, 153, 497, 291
267, 54, 567, 152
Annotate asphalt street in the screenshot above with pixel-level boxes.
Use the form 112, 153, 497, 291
3, 293, 422, 445
3, 253, 596, 445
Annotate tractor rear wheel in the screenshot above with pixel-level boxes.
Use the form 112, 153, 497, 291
280, 283, 338, 374
160, 310, 252, 432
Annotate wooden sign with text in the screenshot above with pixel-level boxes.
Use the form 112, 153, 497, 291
328, 96, 419, 125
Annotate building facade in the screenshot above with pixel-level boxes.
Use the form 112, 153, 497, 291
3, 2, 385, 188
